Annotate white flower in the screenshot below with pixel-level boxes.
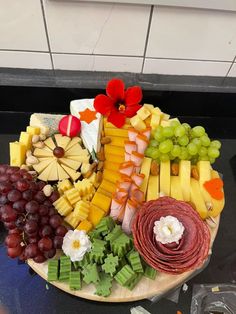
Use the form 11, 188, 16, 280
153, 215, 185, 244
62, 230, 92, 262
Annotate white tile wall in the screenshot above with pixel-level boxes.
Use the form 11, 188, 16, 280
43, 1, 150, 56
147, 6, 236, 62
0, 1, 236, 77
53, 54, 143, 72
227, 63, 236, 77
0, 51, 52, 69
143, 58, 231, 76
0, 0, 48, 51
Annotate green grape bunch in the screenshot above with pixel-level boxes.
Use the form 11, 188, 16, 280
145, 120, 221, 165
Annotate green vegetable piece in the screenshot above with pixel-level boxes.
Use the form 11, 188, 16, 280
125, 273, 142, 291
59, 256, 71, 282
105, 224, 122, 244
126, 250, 143, 273
88, 229, 102, 241
77, 253, 90, 268
111, 233, 132, 257
95, 216, 115, 236
102, 253, 119, 276
95, 272, 113, 297
114, 265, 136, 286
69, 271, 81, 290
90, 239, 106, 264
72, 261, 80, 270
144, 264, 157, 280
82, 263, 100, 284
47, 259, 59, 281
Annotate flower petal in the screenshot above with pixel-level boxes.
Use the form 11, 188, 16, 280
124, 104, 142, 118
94, 94, 115, 115
106, 79, 125, 102
107, 110, 126, 128
124, 86, 142, 106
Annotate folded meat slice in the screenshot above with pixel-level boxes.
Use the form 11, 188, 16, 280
122, 198, 139, 235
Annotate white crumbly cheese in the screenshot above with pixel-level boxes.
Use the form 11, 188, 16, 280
70, 99, 102, 154
30, 113, 65, 135
153, 215, 185, 244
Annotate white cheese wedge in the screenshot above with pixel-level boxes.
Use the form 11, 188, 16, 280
30, 113, 65, 135
70, 99, 102, 154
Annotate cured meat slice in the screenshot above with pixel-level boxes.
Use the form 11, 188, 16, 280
132, 196, 211, 274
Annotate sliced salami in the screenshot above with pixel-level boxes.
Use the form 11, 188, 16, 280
132, 196, 211, 275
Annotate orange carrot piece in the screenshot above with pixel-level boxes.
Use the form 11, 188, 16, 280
203, 178, 224, 200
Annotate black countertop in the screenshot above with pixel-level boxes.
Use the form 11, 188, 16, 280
0, 89, 236, 314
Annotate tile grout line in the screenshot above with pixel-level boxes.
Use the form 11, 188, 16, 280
141, 5, 154, 73
0, 48, 233, 64
223, 55, 236, 81
40, 0, 54, 71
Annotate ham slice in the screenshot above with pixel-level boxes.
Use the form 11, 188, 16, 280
122, 198, 139, 234
119, 161, 135, 177
124, 140, 137, 155
110, 198, 125, 221
136, 134, 149, 154
141, 127, 151, 140
130, 151, 144, 167
131, 173, 145, 187
128, 128, 139, 142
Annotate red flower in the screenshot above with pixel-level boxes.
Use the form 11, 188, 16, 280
94, 78, 142, 128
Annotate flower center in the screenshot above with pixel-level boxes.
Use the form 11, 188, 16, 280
118, 104, 126, 113
72, 240, 81, 249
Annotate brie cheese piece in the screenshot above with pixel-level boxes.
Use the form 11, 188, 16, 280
70, 99, 102, 154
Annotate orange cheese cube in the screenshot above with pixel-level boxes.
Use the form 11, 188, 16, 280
104, 128, 128, 138
105, 154, 124, 164
88, 204, 105, 226
99, 179, 116, 194
97, 187, 112, 198
103, 161, 120, 172
91, 192, 111, 214
104, 145, 125, 157
109, 136, 126, 147
76, 219, 93, 233
103, 169, 121, 184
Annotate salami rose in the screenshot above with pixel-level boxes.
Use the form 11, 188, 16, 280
132, 197, 211, 274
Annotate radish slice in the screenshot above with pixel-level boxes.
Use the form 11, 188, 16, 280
125, 152, 131, 161
119, 161, 135, 177
130, 151, 144, 167
136, 134, 149, 154
124, 140, 137, 155
131, 188, 144, 204
131, 173, 145, 187
128, 128, 139, 142
110, 198, 125, 221
122, 198, 138, 234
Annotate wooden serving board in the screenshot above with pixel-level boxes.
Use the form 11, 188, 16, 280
28, 216, 220, 302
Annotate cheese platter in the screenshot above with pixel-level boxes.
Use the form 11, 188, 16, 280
0, 78, 224, 302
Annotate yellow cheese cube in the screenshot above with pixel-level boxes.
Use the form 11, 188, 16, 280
150, 114, 161, 129
74, 201, 90, 220
147, 175, 159, 201
57, 179, 73, 194
103, 169, 121, 184
104, 145, 125, 157
53, 195, 73, 216
151, 107, 162, 116
109, 136, 126, 147
160, 120, 171, 127
140, 157, 152, 196
65, 188, 81, 205
19, 132, 32, 151
162, 113, 170, 121
64, 212, 80, 229
9, 142, 26, 167
130, 115, 146, 131
87, 172, 97, 185
76, 220, 93, 233
137, 106, 151, 121
26, 126, 40, 135
104, 128, 128, 138
88, 204, 105, 227
143, 104, 154, 111
91, 192, 111, 214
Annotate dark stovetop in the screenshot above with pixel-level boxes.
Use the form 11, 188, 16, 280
0, 87, 236, 314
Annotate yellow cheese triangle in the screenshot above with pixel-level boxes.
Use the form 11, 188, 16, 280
47, 160, 59, 181
33, 158, 55, 174
59, 157, 81, 170
54, 134, 71, 150
61, 164, 81, 182
57, 163, 70, 181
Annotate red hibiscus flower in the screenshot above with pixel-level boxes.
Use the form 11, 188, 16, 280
94, 78, 142, 128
